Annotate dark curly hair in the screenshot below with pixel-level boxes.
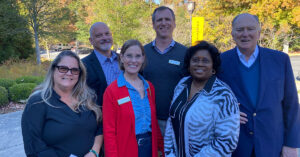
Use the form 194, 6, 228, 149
184, 41, 221, 75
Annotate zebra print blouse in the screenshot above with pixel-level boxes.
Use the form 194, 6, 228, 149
164, 76, 240, 157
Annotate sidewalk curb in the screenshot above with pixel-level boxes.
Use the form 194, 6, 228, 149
0, 111, 25, 157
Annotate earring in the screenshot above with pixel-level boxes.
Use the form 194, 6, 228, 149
212, 69, 216, 74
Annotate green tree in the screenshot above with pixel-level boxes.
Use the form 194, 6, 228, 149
20, 0, 75, 64
70, 0, 154, 48
0, 0, 34, 64
190, 0, 252, 51
192, 0, 300, 52
249, 0, 300, 52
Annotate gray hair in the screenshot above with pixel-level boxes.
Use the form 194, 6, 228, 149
152, 6, 175, 24
89, 22, 108, 37
232, 13, 260, 29
29, 51, 102, 122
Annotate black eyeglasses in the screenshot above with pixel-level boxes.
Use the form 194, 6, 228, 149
56, 66, 80, 75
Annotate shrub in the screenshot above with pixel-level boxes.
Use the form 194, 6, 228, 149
0, 86, 9, 106
36, 76, 44, 84
0, 78, 16, 89
9, 83, 36, 102
15, 76, 44, 84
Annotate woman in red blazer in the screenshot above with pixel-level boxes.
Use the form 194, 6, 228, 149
103, 40, 164, 157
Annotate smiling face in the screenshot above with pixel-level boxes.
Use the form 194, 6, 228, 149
153, 9, 176, 39
89, 23, 113, 53
53, 56, 79, 91
120, 45, 145, 76
232, 15, 261, 54
189, 49, 214, 82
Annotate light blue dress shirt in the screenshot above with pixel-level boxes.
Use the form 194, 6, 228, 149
117, 73, 152, 135
94, 50, 121, 85
152, 40, 175, 54
236, 45, 259, 68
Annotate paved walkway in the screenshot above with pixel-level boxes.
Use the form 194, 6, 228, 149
0, 111, 25, 157
1, 109, 300, 157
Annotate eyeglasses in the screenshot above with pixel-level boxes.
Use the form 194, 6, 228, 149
190, 58, 211, 65
56, 66, 80, 75
123, 54, 143, 61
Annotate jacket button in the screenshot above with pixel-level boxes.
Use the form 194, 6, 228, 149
253, 113, 256, 117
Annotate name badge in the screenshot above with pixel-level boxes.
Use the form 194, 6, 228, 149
168, 59, 180, 66
117, 96, 130, 105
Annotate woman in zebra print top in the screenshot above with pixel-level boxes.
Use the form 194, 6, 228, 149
164, 41, 240, 157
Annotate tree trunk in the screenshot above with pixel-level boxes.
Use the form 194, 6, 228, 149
75, 40, 79, 54
283, 36, 289, 54
33, 19, 41, 64
46, 41, 50, 60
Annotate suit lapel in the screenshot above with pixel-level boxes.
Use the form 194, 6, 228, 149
89, 51, 107, 86
256, 47, 268, 108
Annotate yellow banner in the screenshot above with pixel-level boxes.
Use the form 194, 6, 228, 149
192, 17, 204, 46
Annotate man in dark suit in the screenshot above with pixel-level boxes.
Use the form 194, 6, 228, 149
82, 22, 121, 106
218, 13, 300, 157
82, 22, 121, 157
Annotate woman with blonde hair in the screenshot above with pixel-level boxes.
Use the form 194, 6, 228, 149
22, 51, 102, 157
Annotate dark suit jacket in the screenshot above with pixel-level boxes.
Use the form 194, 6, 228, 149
82, 51, 107, 107
218, 46, 300, 157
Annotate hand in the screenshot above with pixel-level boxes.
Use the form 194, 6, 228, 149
281, 146, 298, 157
238, 103, 248, 124
240, 111, 248, 124
84, 152, 97, 157
158, 150, 163, 157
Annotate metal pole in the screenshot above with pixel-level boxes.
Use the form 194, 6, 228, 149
190, 13, 192, 46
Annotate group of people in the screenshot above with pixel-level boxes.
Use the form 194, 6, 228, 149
21, 6, 300, 157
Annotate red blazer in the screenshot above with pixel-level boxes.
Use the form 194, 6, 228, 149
103, 79, 164, 157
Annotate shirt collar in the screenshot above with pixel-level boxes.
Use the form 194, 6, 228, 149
152, 40, 175, 53
152, 40, 175, 47
94, 50, 118, 65
236, 45, 259, 61
117, 72, 149, 90
51, 89, 61, 99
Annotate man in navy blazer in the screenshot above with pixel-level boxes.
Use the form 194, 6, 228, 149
218, 13, 300, 157
82, 22, 121, 157
82, 22, 121, 107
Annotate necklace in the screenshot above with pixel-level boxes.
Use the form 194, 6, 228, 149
191, 81, 204, 92
189, 81, 204, 100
